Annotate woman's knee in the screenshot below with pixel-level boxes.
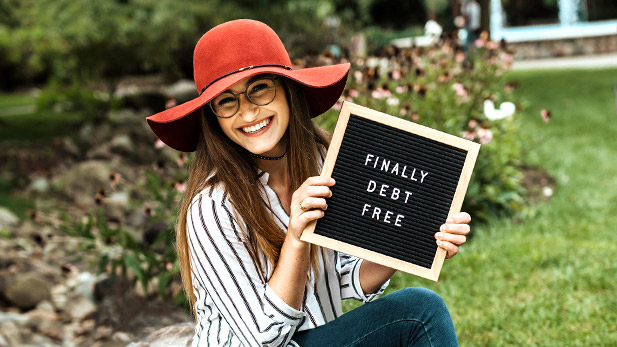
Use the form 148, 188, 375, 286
386, 288, 450, 317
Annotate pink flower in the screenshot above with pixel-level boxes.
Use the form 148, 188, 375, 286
348, 89, 359, 98
174, 180, 187, 193
477, 128, 493, 144
462, 130, 476, 140
177, 152, 188, 167
486, 40, 498, 50
166, 262, 173, 271
475, 38, 485, 48
154, 138, 166, 149
165, 98, 177, 109
468, 119, 478, 128
455, 52, 465, 63
411, 113, 420, 121
541, 109, 551, 123
452, 83, 468, 97
109, 172, 122, 188
392, 71, 401, 80
354, 70, 363, 83
395, 86, 406, 94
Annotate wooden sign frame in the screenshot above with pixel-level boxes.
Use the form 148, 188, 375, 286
301, 102, 480, 281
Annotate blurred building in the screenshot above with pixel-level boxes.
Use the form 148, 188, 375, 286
490, 0, 617, 59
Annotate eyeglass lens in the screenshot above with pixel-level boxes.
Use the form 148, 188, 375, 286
211, 78, 277, 118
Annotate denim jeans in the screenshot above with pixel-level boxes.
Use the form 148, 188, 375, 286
292, 288, 459, 347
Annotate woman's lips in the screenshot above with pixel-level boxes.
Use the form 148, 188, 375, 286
239, 116, 273, 137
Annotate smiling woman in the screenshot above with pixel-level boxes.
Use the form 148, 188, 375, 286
145, 19, 471, 347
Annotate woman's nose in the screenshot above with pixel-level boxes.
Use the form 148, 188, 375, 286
237, 94, 259, 121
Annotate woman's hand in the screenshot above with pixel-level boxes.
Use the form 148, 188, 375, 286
435, 212, 471, 259
288, 176, 335, 242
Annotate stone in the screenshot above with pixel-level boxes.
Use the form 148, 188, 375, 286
50, 283, 69, 311
29, 177, 50, 194
165, 80, 198, 104
0, 207, 19, 229
127, 322, 194, 347
66, 295, 97, 321
113, 331, 134, 343
51, 159, 122, 207
110, 134, 134, 155
4, 273, 51, 309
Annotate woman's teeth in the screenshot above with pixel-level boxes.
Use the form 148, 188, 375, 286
242, 118, 271, 133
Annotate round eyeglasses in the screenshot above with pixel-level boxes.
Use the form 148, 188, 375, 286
209, 77, 278, 118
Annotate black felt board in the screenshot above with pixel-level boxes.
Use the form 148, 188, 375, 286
314, 114, 467, 269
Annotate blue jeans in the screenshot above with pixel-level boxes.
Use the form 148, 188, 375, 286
292, 288, 458, 347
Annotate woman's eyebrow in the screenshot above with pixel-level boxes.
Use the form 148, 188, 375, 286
222, 75, 270, 94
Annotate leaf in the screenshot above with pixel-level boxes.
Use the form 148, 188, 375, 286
124, 252, 143, 281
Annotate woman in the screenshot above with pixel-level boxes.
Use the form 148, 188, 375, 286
147, 19, 471, 347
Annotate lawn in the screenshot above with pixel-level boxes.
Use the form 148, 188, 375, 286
377, 68, 617, 346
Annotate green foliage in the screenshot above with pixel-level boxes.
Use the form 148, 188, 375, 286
317, 39, 524, 222
59, 167, 187, 302
0, 0, 336, 88
36, 83, 120, 123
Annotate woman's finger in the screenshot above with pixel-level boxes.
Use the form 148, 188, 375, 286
439, 223, 470, 235
446, 212, 471, 224
437, 240, 459, 259
304, 186, 332, 198
435, 232, 466, 246
298, 197, 327, 212
302, 176, 335, 188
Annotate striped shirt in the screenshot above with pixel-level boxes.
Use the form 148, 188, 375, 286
187, 170, 389, 347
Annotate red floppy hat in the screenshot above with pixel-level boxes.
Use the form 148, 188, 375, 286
146, 19, 350, 152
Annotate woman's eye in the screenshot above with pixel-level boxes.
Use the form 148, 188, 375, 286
250, 82, 269, 94
217, 97, 236, 107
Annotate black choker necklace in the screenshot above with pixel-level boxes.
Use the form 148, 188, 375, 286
249, 148, 288, 160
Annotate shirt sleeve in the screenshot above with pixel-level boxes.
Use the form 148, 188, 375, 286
187, 193, 304, 347
338, 253, 389, 302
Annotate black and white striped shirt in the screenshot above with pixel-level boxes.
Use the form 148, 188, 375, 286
187, 170, 388, 347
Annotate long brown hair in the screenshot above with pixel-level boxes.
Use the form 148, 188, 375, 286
176, 77, 331, 314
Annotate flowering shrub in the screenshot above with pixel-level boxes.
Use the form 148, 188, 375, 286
60, 161, 189, 305
317, 32, 527, 221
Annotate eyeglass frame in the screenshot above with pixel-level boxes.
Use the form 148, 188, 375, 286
208, 76, 279, 119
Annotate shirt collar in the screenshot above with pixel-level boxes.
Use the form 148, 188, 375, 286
257, 169, 270, 185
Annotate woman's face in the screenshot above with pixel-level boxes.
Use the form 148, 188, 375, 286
214, 75, 289, 157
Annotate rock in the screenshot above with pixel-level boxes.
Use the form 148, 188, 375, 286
128, 322, 194, 347
28, 177, 50, 194
65, 295, 97, 321
110, 134, 134, 155
0, 207, 19, 229
108, 109, 144, 126
94, 325, 113, 341
50, 283, 69, 311
78, 122, 113, 148
4, 273, 51, 309
165, 80, 198, 104
0, 321, 23, 347
51, 159, 123, 207
113, 331, 134, 343
66, 272, 97, 301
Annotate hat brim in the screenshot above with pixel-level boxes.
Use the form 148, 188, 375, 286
147, 63, 350, 152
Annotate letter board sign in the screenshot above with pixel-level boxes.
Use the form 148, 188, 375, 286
301, 102, 480, 281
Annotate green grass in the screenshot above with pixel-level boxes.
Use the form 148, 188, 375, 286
0, 93, 36, 108
0, 92, 84, 141
344, 68, 617, 345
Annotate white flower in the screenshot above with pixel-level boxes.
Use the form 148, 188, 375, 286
484, 100, 515, 120
387, 97, 399, 106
